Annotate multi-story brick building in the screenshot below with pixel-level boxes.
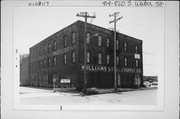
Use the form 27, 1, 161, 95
29, 20, 143, 90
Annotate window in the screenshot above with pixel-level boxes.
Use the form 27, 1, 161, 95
53, 56, 57, 66
72, 32, 76, 44
136, 60, 139, 67
106, 55, 110, 64
87, 52, 90, 63
48, 57, 51, 67
34, 50, 36, 57
30, 51, 32, 59
72, 51, 75, 63
64, 36, 67, 48
98, 36, 102, 46
39, 47, 42, 55
41, 47, 43, 55
40, 60, 43, 68
125, 57, 128, 66
124, 42, 127, 51
87, 33, 90, 44
37, 48, 39, 56
36, 48, 38, 56
73, 25, 76, 30
43, 59, 46, 67
116, 40, 119, 50
63, 53, 67, 64
44, 45, 47, 54
135, 46, 138, 53
34, 49, 37, 57
31, 51, 33, 58
48, 43, 51, 52
38, 60, 41, 68
98, 53, 102, 65
117, 56, 119, 65
53, 41, 57, 51
107, 38, 110, 47
33, 50, 35, 57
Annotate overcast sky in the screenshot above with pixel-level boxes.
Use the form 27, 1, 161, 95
14, 7, 164, 76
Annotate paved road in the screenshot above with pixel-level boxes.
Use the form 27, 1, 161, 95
19, 87, 157, 106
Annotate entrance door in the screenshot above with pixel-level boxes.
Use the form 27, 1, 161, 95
135, 74, 140, 88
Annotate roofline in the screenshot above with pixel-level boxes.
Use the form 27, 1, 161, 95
77, 20, 142, 42
30, 20, 142, 50
30, 20, 80, 50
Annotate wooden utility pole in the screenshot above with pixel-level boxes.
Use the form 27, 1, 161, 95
76, 12, 96, 95
109, 12, 123, 93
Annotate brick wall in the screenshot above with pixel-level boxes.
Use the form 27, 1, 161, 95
28, 20, 143, 89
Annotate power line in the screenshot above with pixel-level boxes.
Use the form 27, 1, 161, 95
143, 64, 157, 66
143, 52, 157, 55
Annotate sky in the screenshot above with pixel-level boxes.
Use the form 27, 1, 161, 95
14, 6, 164, 76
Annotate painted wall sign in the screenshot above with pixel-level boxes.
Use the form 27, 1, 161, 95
61, 79, 70, 83
134, 53, 141, 59
80, 65, 113, 72
119, 68, 141, 73
80, 65, 141, 73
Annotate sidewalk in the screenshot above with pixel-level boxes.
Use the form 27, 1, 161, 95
20, 86, 157, 95
54, 87, 157, 95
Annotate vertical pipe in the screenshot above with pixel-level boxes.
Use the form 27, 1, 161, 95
114, 13, 117, 92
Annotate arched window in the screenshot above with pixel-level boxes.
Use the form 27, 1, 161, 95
48, 43, 51, 52
125, 57, 128, 66
72, 51, 75, 63
63, 53, 67, 64
87, 52, 90, 63
64, 36, 67, 48
136, 60, 139, 67
135, 46, 138, 53
106, 55, 110, 64
72, 32, 76, 44
98, 53, 102, 64
116, 40, 119, 50
107, 38, 110, 47
87, 33, 90, 44
124, 42, 127, 51
53, 41, 57, 51
48, 57, 51, 67
117, 56, 119, 65
98, 36, 102, 46
53, 56, 57, 66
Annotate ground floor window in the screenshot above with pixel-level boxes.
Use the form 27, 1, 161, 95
87, 51, 90, 63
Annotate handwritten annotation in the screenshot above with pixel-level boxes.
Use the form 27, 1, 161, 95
28, 1, 49, 7
102, 0, 166, 7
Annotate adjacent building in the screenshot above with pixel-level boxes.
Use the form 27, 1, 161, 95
20, 54, 29, 86
29, 20, 143, 90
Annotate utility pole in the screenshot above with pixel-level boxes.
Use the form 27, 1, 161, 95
109, 12, 123, 93
76, 12, 96, 95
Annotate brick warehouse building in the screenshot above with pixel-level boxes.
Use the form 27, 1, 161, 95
29, 20, 143, 90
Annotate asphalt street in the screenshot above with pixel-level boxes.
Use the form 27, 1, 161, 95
19, 87, 157, 106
